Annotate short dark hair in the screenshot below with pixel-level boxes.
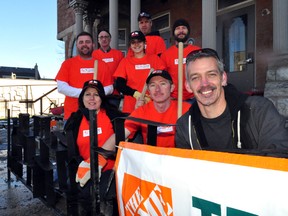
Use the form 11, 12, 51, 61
76, 31, 94, 42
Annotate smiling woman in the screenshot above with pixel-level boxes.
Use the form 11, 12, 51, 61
79, 79, 105, 112
64, 79, 125, 215
113, 30, 166, 113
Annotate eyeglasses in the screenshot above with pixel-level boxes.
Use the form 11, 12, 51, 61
98, 35, 110, 40
186, 48, 220, 61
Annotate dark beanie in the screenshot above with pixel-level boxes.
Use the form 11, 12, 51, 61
172, 19, 190, 35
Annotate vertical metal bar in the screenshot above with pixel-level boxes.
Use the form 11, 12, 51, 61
114, 117, 125, 146
40, 98, 43, 115
7, 109, 11, 181
89, 109, 100, 215
147, 125, 157, 146
26, 85, 29, 113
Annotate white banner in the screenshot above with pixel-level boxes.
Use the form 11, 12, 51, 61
115, 142, 288, 216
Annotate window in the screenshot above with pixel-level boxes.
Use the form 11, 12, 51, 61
218, 0, 249, 10
152, 13, 171, 47
223, 15, 247, 72
153, 13, 170, 31
118, 29, 126, 46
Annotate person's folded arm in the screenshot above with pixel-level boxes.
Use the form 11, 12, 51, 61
57, 80, 82, 98
115, 77, 135, 96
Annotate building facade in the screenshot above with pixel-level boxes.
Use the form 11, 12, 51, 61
57, 0, 288, 117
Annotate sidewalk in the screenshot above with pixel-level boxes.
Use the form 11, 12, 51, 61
0, 148, 57, 216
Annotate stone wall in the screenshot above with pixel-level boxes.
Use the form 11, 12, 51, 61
0, 79, 65, 119
264, 54, 288, 118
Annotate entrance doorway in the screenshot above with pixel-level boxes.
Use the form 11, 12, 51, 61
217, 5, 255, 93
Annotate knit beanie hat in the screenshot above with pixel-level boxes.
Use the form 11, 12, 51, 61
172, 19, 190, 35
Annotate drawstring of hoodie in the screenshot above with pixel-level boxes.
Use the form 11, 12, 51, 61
188, 115, 193, 150
237, 110, 242, 148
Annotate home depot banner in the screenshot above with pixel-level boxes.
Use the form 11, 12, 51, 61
115, 142, 288, 216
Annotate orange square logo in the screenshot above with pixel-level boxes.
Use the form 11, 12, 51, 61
121, 173, 174, 215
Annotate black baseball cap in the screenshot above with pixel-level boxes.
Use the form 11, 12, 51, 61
138, 12, 151, 21
81, 79, 105, 98
129, 31, 146, 42
146, 70, 173, 84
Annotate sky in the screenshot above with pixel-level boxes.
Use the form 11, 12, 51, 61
0, 1, 64, 79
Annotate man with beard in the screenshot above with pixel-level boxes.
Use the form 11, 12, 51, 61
161, 19, 200, 103
176, 48, 288, 152
56, 32, 113, 120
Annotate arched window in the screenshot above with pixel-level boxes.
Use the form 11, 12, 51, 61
223, 15, 247, 72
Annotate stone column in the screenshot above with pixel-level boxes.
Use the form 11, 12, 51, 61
109, 0, 119, 49
264, 54, 288, 118
130, 0, 140, 32
273, 0, 288, 53
83, 14, 94, 34
264, 0, 288, 119
202, 0, 216, 49
69, 0, 88, 37
93, 18, 101, 49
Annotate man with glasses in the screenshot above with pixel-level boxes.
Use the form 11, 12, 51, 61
175, 48, 288, 153
93, 29, 124, 108
93, 29, 124, 75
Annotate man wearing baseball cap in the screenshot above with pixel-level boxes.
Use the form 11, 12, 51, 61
161, 18, 201, 103
127, 11, 166, 57
124, 69, 190, 147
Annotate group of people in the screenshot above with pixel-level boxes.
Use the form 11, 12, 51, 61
55, 11, 288, 216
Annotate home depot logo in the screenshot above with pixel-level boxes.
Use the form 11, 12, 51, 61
122, 173, 173, 215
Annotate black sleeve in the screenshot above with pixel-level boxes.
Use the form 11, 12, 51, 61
115, 77, 136, 96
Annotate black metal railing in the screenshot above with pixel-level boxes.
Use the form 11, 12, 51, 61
19, 87, 57, 115
6, 110, 171, 215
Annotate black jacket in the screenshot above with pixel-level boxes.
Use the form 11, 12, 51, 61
176, 84, 288, 154
64, 107, 126, 163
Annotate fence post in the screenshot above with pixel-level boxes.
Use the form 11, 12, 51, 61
89, 109, 100, 215
7, 109, 11, 181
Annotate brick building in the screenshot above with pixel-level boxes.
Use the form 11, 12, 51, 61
57, 0, 288, 117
